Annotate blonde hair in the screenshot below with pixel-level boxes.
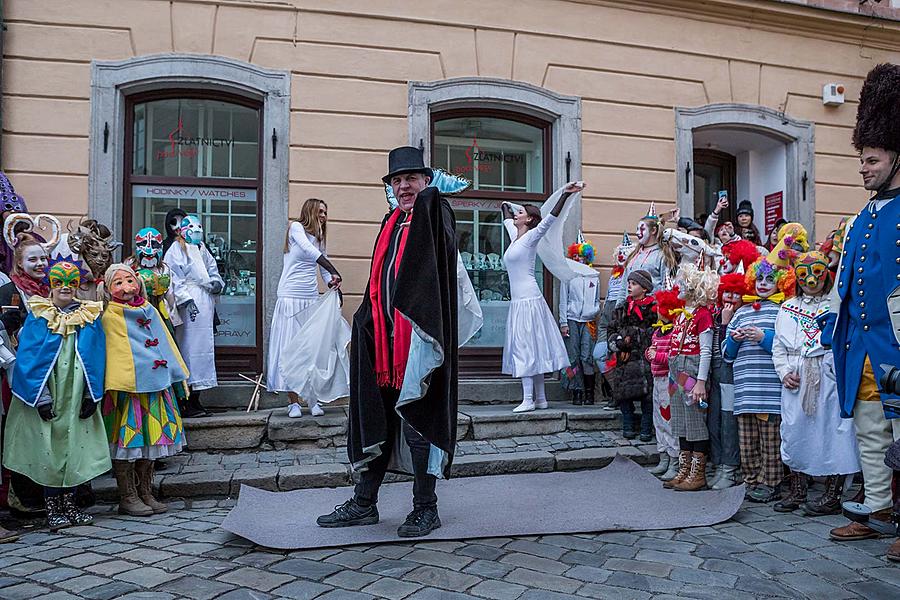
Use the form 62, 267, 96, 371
285, 198, 327, 253
677, 263, 720, 307
98, 263, 146, 305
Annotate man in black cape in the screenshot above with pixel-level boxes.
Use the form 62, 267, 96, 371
317, 146, 458, 538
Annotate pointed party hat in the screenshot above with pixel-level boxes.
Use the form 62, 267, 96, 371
576, 230, 586, 245
618, 231, 634, 248
646, 201, 658, 219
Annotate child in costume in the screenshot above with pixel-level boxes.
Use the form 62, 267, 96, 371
645, 286, 683, 476
772, 250, 860, 514
707, 271, 749, 490
608, 269, 656, 440
596, 233, 635, 409
621, 204, 672, 303
559, 235, 601, 405
164, 215, 224, 417
663, 262, 719, 491
2, 259, 109, 531
724, 228, 801, 503
101, 264, 189, 516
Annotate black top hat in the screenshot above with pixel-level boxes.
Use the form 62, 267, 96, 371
382, 146, 433, 184
736, 200, 754, 218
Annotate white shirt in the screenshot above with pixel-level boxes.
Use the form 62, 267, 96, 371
559, 273, 601, 324
277, 222, 331, 299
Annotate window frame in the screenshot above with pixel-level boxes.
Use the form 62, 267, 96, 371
123, 89, 265, 374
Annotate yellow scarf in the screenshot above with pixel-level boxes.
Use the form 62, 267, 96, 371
742, 292, 786, 305
28, 296, 103, 337
652, 320, 673, 333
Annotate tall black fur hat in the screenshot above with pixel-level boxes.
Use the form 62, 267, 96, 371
852, 63, 900, 154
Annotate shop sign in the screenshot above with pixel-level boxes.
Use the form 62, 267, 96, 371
132, 184, 257, 201
449, 197, 502, 210
155, 118, 235, 161
764, 191, 784, 235
452, 137, 524, 176
214, 296, 255, 347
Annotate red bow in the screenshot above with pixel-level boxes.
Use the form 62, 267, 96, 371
152, 359, 168, 369
137, 318, 152, 329
145, 338, 159, 348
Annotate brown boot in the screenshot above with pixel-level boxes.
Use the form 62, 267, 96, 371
134, 460, 168, 514
829, 508, 893, 541
663, 451, 692, 489
774, 471, 808, 512
887, 538, 900, 563
112, 461, 153, 517
674, 452, 708, 491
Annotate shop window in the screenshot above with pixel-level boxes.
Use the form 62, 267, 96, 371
125, 93, 263, 372
432, 111, 551, 354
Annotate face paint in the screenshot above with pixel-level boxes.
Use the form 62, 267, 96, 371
134, 227, 163, 268
721, 291, 743, 306
20, 244, 48, 279
180, 215, 204, 246
755, 272, 777, 297
636, 221, 652, 245
48, 261, 81, 291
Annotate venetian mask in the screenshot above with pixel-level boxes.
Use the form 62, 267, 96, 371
20, 244, 48, 280
794, 251, 829, 295
48, 261, 80, 291
134, 227, 163, 269
180, 215, 204, 246
109, 268, 140, 303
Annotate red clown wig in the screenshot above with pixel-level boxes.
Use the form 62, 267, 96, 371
652, 287, 685, 322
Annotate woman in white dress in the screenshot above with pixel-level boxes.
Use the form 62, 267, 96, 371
164, 215, 224, 418
268, 199, 342, 418
502, 182, 584, 413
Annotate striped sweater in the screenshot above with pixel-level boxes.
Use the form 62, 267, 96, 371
723, 301, 781, 415
646, 328, 673, 378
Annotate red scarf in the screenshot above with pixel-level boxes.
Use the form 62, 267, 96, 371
626, 295, 654, 320
11, 273, 49, 299
611, 266, 624, 278
369, 209, 413, 389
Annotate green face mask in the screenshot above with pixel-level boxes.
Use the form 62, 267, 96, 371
48, 262, 81, 290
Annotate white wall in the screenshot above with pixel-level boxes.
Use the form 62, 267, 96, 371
733, 144, 786, 237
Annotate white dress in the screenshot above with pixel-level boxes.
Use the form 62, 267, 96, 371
501, 215, 569, 378
164, 241, 224, 391
266, 223, 332, 393
772, 295, 860, 476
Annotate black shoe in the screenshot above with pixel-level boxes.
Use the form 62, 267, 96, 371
623, 429, 637, 440
181, 400, 209, 419
639, 432, 653, 443
316, 499, 379, 528
572, 391, 584, 406
397, 506, 441, 538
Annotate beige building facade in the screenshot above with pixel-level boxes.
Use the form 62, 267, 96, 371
2, 0, 900, 376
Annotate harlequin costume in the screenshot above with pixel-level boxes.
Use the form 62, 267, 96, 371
101, 263, 188, 516
645, 286, 683, 476
559, 235, 601, 404
664, 263, 719, 492
823, 64, 900, 551
723, 233, 798, 503
772, 251, 860, 514
2, 259, 109, 530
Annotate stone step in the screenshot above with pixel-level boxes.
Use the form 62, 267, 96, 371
93, 443, 656, 501
182, 402, 623, 451
199, 378, 569, 410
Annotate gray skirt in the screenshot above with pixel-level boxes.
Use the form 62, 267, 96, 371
669, 353, 710, 441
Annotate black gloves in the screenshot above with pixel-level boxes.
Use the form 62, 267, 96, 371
80, 396, 97, 419
37, 403, 55, 421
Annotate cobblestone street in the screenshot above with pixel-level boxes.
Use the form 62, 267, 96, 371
1, 488, 899, 600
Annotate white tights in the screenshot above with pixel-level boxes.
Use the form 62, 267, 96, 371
521, 374, 546, 402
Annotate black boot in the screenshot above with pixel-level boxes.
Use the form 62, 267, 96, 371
572, 390, 584, 406
802, 474, 845, 516
397, 505, 441, 538
621, 408, 637, 440
182, 390, 209, 418
773, 471, 808, 512
316, 498, 379, 528
639, 404, 654, 443
584, 374, 596, 405
44, 495, 70, 532
61, 492, 94, 526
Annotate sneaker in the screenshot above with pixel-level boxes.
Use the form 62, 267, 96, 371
397, 506, 441, 538
316, 499, 379, 528
310, 403, 325, 417
747, 484, 778, 503
288, 404, 303, 418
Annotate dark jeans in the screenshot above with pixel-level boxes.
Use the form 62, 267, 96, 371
708, 365, 741, 467
620, 395, 653, 435
353, 388, 437, 509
